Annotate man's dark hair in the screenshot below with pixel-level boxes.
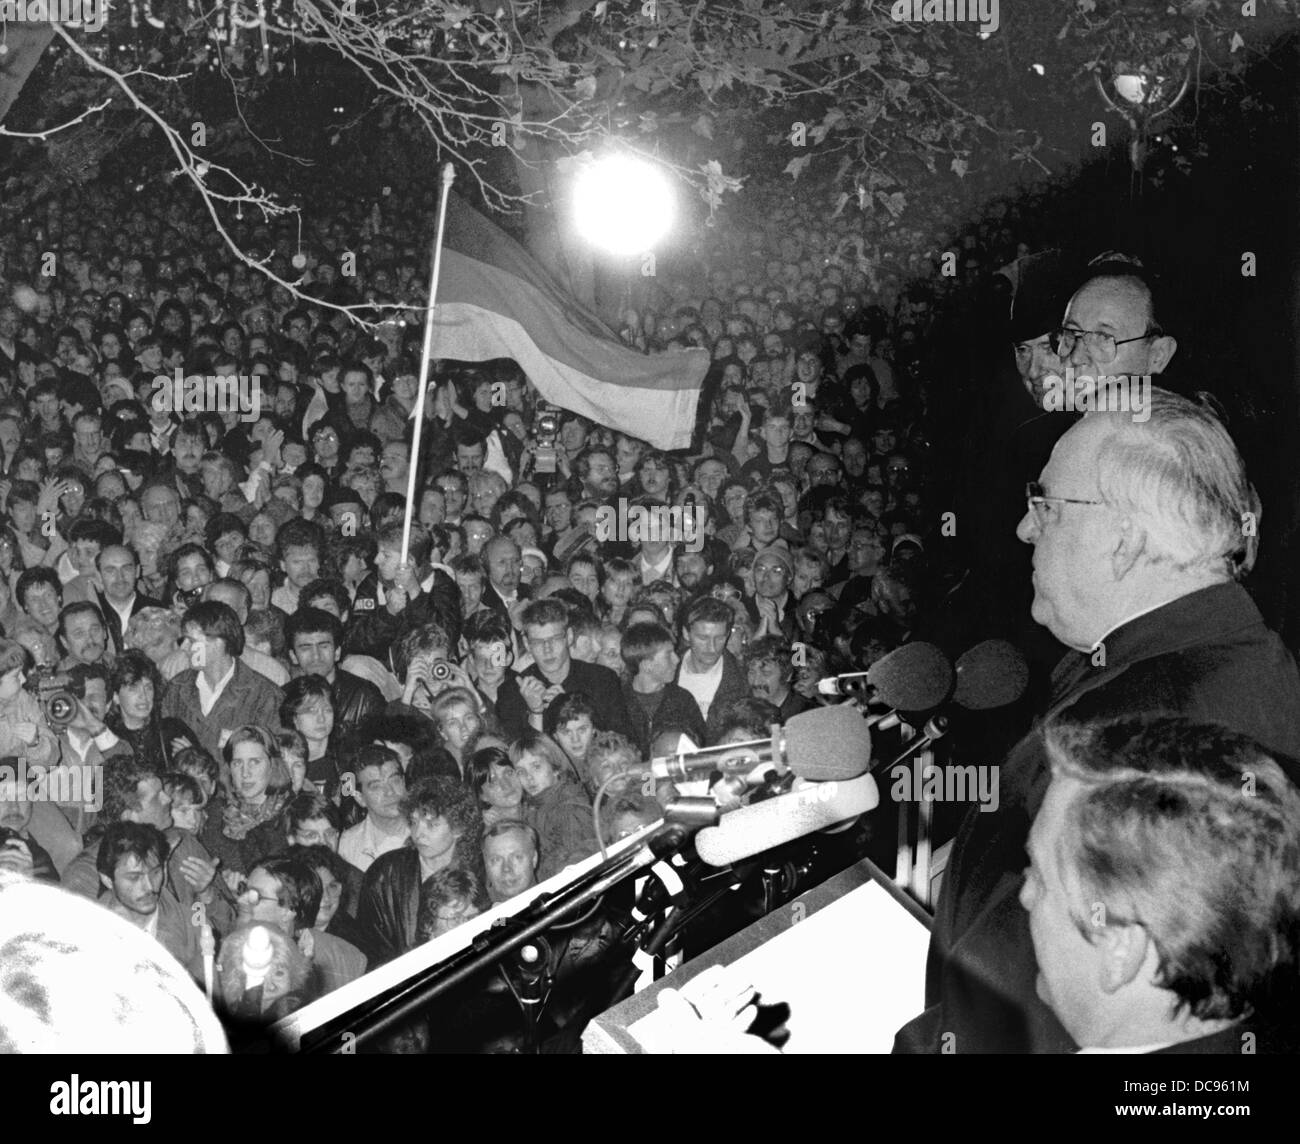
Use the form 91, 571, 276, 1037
300, 577, 351, 618
712, 697, 780, 744
520, 598, 568, 632
99, 759, 164, 825
275, 518, 325, 562
284, 606, 344, 649
353, 742, 402, 781
621, 621, 675, 675
57, 601, 105, 641
282, 843, 352, 887
281, 791, 343, 837
96, 821, 169, 884
16, 567, 61, 611
180, 600, 245, 658
68, 517, 122, 549
256, 857, 323, 937
66, 661, 112, 699
463, 609, 513, 648
682, 596, 735, 633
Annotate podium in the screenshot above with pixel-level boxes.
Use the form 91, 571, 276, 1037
584, 857, 931, 1054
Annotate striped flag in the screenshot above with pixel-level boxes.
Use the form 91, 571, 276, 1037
428, 193, 709, 451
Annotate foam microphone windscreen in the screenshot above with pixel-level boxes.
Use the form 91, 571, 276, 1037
953, 639, 1030, 710
864, 641, 953, 711
783, 705, 871, 781
695, 774, 880, 867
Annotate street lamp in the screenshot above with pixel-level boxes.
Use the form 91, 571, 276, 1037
1094, 65, 1192, 174
572, 153, 676, 257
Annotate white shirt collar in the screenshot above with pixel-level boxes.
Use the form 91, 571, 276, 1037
197, 660, 237, 715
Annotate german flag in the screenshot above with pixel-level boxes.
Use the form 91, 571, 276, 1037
429, 193, 708, 451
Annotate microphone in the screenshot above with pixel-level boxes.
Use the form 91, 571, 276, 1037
695, 774, 880, 867
881, 714, 950, 772
953, 639, 1029, 710
817, 641, 953, 710
648, 704, 870, 784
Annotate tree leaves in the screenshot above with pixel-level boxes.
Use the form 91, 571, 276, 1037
783, 154, 811, 180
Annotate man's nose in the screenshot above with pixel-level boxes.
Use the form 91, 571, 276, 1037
1016, 509, 1039, 545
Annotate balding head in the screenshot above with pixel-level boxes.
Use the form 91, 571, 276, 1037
203, 579, 251, 623
484, 536, 521, 595
1060, 273, 1177, 379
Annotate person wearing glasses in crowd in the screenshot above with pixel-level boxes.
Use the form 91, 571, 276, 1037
494, 598, 632, 743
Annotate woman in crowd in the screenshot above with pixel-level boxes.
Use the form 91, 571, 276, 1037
106, 649, 199, 774
509, 730, 598, 883
466, 745, 525, 829
202, 725, 295, 876
279, 675, 342, 795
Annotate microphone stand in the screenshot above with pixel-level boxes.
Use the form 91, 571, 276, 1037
298, 828, 675, 1053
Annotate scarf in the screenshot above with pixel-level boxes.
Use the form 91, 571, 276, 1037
223, 789, 289, 841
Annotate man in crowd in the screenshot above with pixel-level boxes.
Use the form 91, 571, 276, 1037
496, 599, 632, 742
338, 744, 409, 874
161, 601, 285, 762
285, 607, 384, 737
483, 819, 541, 905
675, 597, 748, 745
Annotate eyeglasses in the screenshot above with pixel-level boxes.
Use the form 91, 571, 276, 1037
525, 633, 566, 652
1049, 327, 1159, 364
1025, 481, 1104, 528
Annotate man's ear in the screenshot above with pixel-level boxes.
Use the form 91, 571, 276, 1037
1149, 335, 1178, 375
1099, 922, 1149, 994
1110, 516, 1147, 582
99, 872, 113, 893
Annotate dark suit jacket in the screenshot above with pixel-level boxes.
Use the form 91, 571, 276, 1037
96, 589, 164, 655
480, 581, 530, 623
896, 582, 1300, 1054
497, 658, 632, 743
620, 679, 707, 759
346, 569, 462, 670
355, 845, 422, 966
331, 668, 384, 737
160, 660, 286, 764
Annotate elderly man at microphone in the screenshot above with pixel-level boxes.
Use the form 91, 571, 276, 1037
895, 387, 1300, 1053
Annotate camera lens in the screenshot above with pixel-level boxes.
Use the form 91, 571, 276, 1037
429, 661, 453, 682
48, 693, 76, 725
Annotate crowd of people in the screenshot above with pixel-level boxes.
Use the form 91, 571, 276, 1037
0, 169, 1297, 1057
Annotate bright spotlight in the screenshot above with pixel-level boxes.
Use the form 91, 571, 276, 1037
573, 154, 675, 257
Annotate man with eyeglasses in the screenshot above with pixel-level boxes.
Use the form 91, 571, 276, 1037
896, 388, 1300, 1056
495, 598, 631, 743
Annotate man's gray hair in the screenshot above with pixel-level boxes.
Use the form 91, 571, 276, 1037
483, 818, 539, 854
1094, 388, 1258, 581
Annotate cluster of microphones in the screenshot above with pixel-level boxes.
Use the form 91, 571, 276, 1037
640, 640, 1029, 868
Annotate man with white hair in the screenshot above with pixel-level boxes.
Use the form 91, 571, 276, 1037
896, 387, 1300, 1054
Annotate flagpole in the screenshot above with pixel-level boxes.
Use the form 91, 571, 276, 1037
402, 162, 457, 567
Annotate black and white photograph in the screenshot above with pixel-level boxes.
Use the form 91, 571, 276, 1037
0, 0, 1297, 1111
